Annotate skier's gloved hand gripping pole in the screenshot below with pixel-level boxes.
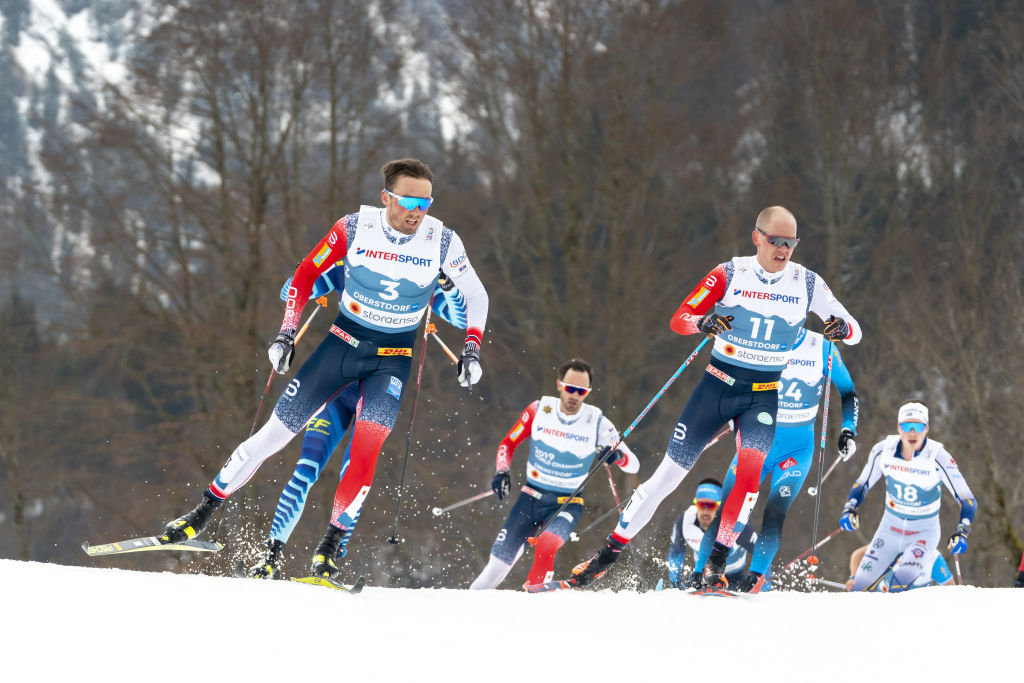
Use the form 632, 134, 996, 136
527, 335, 711, 544
255, 296, 329, 435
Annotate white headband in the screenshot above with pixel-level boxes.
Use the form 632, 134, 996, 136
898, 402, 929, 425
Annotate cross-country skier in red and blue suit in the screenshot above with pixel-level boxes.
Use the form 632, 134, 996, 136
245, 264, 469, 578
159, 158, 488, 580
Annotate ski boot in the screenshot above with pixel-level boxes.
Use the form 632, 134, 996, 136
569, 535, 627, 587
248, 539, 285, 579
702, 542, 730, 589
685, 569, 704, 590
160, 493, 222, 544
734, 570, 762, 593
309, 525, 346, 579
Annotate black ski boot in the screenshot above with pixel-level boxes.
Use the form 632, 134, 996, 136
570, 535, 627, 587
160, 493, 222, 544
310, 525, 346, 579
735, 570, 763, 593
248, 539, 286, 579
702, 542, 730, 589
686, 569, 705, 590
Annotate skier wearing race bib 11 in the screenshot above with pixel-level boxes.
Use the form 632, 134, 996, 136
569, 205, 861, 590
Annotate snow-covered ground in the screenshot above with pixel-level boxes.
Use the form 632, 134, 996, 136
2, 558, 1016, 681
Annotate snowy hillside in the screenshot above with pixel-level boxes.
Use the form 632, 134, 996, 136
2, 559, 1016, 681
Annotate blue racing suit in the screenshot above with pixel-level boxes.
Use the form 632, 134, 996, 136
696, 329, 858, 577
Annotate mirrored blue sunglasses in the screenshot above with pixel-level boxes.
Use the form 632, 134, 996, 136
899, 422, 927, 433
385, 188, 433, 212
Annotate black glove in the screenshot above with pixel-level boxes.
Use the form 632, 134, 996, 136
457, 341, 482, 387
837, 428, 857, 461
1014, 570, 1024, 588
697, 313, 734, 336
491, 470, 511, 500
600, 447, 626, 467
438, 269, 454, 292
268, 329, 296, 374
823, 315, 850, 341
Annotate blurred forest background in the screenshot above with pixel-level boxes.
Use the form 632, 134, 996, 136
1, 0, 1022, 590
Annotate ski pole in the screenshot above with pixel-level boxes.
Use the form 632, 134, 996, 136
427, 323, 460, 365
807, 453, 843, 497
601, 461, 648, 590
217, 296, 329, 541
529, 335, 711, 542
783, 527, 842, 570
431, 490, 494, 516
387, 306, 434, 544
807, 577, 847, 591
569, 421, 733, 543
806, 342, 834, 579
571, 501, 627, 541
954, 555, 963, 585
249, 296, 329, 437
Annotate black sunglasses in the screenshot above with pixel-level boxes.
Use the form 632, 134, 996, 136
756, 227, 800, 249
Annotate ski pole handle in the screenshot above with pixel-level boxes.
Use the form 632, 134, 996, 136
431, 490, 495, 516
806, 456, 839, 493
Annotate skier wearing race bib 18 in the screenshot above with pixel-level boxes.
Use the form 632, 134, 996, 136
839, 401, 977, 592
570, 205, 861, 590
158, 158, 489, 581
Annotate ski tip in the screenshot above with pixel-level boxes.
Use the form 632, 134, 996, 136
690, 587, 739, 597
524, 579, 572, 593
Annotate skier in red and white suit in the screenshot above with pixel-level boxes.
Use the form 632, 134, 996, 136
470, 359, 638, 590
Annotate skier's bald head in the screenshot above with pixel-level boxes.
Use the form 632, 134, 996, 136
755, 206, 797, 235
